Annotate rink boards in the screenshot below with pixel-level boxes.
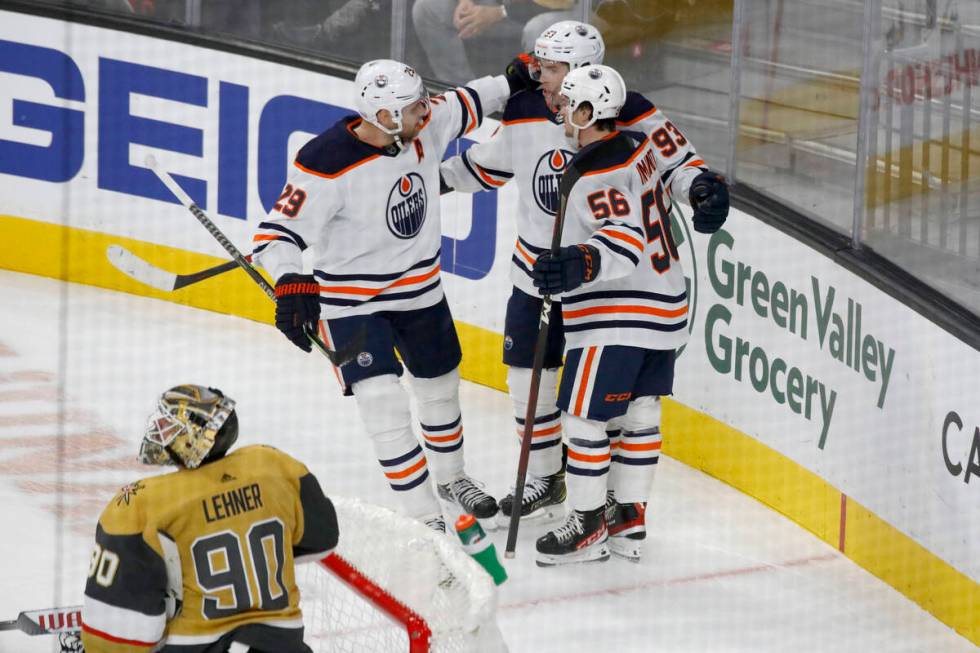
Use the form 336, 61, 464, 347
0, 10, 976, 644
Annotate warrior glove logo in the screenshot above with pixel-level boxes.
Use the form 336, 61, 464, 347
533, 149, 574, 216
386, 173, 428, 239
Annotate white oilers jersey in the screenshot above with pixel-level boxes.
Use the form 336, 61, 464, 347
252, 75, 510, 318
559, 131, 690, 352
440, 89, 706, 298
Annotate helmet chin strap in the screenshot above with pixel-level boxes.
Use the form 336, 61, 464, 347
565, 107, 597, 149
370, 109, 407, 153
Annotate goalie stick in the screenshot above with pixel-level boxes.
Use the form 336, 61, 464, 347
0, 605, 82, 635
145, 155, 364, 367
107, 245, 244, 292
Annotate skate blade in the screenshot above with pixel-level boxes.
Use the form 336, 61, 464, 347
495, 503, 566, 529
535, 543, 610, 567
609, 537, 643, 562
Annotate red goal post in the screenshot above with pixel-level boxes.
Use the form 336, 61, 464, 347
298, 496, 508, 653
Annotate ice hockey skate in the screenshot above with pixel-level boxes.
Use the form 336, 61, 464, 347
606, 492, 646, 562
497, 469, 567, 527
437, 474, 499, 529
422, 512, 447, 533
535, 506, 609, 567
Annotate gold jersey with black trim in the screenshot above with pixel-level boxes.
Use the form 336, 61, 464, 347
80, 445, 337, 653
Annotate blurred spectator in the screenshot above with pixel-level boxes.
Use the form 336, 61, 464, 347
413, 0, 579, 83
267, 0, 388, 63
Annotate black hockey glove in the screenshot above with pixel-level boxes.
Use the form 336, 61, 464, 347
440, 171, 454, 195
505, 53, 539, 95
532, 245, 601, 295
688, 170, 730, 234
274, 273, 321, 352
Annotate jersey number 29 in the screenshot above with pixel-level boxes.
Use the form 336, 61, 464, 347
192, 518, 289, 619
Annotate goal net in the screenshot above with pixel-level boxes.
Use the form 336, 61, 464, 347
298, 496, 508, 653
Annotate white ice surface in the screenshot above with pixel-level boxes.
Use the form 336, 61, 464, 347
0, 271, 973, 652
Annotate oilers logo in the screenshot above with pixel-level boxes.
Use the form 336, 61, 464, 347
386, 173, 427, 239
532, 149, 573, 216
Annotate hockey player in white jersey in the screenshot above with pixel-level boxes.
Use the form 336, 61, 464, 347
252, 59, 533, 531
529, 65, 728, 566
440, 21, 729, 527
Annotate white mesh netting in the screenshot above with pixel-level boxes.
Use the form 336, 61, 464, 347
297, 497, 508, 653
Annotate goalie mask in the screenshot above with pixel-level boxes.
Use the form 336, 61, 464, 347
140, 385, 238, 469
534, 21, 605, 70
560, 64, 627, 135
354, 59, 428, 148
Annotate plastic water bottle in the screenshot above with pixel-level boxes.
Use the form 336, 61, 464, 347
454, 514, 508, 585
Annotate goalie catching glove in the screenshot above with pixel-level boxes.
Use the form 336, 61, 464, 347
688, 170, 729, 234
532, 244, 600, 295
274, 273, 321, 352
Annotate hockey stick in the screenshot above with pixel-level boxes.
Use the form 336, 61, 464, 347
145, 155, 363, 367
0, 605, 82, 635
107, 244, 246, 292
504, 157, 584, 559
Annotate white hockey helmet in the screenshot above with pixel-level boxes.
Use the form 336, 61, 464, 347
560, 64, 627, 130
534, 20, 605, 69
354, 59, 427, 136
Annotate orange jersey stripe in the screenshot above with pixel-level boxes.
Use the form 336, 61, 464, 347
582, 141, 649, 177
456, 89, 477, 134
515, 424, 563, 439
294, 155, 381, 180
619, 440, 663, 452
597, 228, 644, 251
564, 304, 689, 319
616, 106, 657, 126
384, 457, 427, 480
476, 164, 506, 187
501, 117, 551, 126
423, 427, 463, 443
320, 265, 441, 297
574, 346, 598, 415
252, 234, 284, 242
568, 449, 611, 463
685, 159, 705, 167
514, 240, 536, 266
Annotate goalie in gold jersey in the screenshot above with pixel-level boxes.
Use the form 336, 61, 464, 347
80, 385, 339, 653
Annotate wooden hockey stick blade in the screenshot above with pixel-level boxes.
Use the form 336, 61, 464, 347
107, 245, 244, 292
0, 605, 82, 635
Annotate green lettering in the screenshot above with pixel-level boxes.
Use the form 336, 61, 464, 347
812, 277, 834, 347
734, 337, 751, 381
786, 367, 804, 414
707, 231, 736, 299
770, 358, 787, 404
749, 347, 768, 393
705, 304, 733, 374
751, 271, 770, 319
771, 281, 789, 329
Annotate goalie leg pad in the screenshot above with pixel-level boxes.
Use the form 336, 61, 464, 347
353, 374, 439, 517
508, 366, 563, 477
410, 368, 465, 483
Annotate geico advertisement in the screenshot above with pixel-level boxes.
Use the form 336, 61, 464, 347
673, 207, 979, 582
0, 10, 516, 331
